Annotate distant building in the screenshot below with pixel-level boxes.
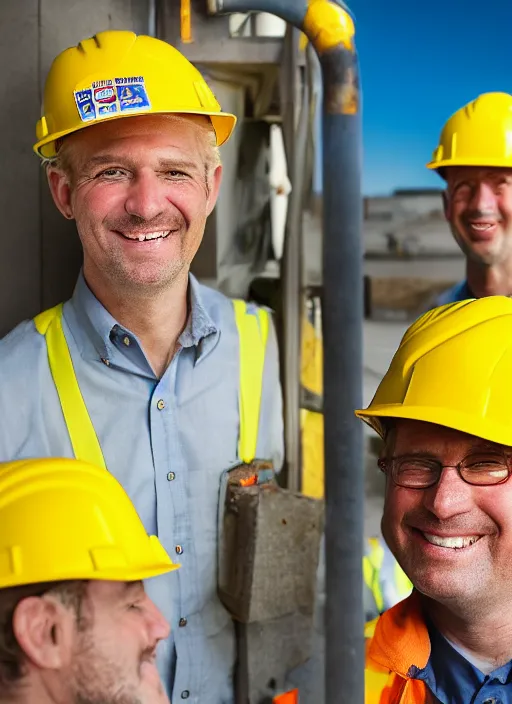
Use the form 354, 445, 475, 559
363, 188, 461, 258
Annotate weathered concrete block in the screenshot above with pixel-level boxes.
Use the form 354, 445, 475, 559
235, 614, 314, 703
219, 481, 324, 624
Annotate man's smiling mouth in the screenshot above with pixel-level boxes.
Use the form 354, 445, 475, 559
119, 230, 172, 242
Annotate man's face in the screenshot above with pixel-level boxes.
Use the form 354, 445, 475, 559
381, 420, 512, 610
444, 166, 512, 266
67, 580, 170, 704
48, 115, 222, 296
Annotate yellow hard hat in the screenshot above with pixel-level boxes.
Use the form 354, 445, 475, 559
34, 30, 237, 158
355, 296, 512, 446
426, 92, 512, 173
0, 457, 178, 589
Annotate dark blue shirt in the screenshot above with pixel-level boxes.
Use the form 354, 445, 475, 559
410, 622, 512, 704
435, 280, 474, 306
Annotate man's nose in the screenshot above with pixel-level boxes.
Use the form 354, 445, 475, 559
467, 181, 498, 213
124, 171, 167, 222
145, 595, 171, 642
421, 466, 474, 520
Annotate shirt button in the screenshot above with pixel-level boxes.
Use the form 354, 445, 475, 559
123, 336, 131, 346
101, 358, 110, 366
176, 545, 183, 555
181, 691, 190, 699
167, 472, 176, 481
157, 399, 165, 410
179, 617, 187, 627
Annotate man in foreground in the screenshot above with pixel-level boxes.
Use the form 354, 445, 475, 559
357, 295, 512, 702
0, 456, 178, 704
0, 30, 283, 700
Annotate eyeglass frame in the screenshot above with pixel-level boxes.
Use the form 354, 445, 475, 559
377, 451, 512, 489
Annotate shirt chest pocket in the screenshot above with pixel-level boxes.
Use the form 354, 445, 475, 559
177, 353, 240, 474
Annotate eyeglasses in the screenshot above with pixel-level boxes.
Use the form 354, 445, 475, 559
378, 452, 512, 489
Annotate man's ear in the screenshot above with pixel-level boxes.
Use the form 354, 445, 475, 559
206, 164, 223, 217
47, 167, 74, 220
12, 596, 74, 671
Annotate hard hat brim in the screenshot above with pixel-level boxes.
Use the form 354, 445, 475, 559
355, 404, 512, 448
0, 561, 180, 591
426, 157, 512, 172
34, 109, 237, 159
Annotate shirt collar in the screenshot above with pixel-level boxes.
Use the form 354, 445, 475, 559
67, 271, 218, 366
369, 592, 512, 700
411, 619, 512, 702
368, 591, 431, 678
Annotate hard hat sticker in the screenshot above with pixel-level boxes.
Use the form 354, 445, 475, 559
74, 77, 150, 123
74, 89, 96, 122
116, 77, 151, 112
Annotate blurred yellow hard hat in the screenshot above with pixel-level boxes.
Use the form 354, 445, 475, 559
427, 92, 512, 174
355, 296, 512, 446
0, 457, 178, 588
34, 30, 237, 158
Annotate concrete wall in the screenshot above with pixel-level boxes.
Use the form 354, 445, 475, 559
0, 0, 149, 336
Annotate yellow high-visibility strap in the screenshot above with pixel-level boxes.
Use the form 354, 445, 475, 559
363, 536, 385, 614
34, 304, 106, 469
394, 560, 413, 599
232, 300, 270, 464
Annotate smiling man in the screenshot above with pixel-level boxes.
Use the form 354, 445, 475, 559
357, 296, 512, 703
428, 92, 512, 305
0, 31, 283, 703
0, 457, 177, 704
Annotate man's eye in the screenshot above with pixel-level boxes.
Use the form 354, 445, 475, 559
166, 170, 187, 178
495, 178, 511, 192
452, 183, 471, 198
98, 169, 126, 178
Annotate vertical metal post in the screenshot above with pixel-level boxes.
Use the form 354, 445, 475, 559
320, 43, 364, 703
208, 1, 364, 700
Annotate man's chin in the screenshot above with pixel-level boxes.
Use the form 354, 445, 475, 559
110, 262, 187, 293
407, 569, 477, 604
138, 662, 170, 703
458, 236, 506, 266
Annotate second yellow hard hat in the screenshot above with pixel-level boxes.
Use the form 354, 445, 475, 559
356, 296, 512, 446
427, 92, 512, 173
0, 457, 178, 588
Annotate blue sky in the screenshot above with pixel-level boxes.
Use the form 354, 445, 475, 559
347, 0, 512, 195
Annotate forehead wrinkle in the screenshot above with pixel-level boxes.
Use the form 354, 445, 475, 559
64, 116, 214, 174
79, 151, 203, 172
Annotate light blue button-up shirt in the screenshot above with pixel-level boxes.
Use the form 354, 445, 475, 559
0, 272, 284, 704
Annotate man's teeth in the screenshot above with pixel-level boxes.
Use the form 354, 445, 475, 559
423, 533, 480, 549
126, 231, 171, 242
470, 223, 493, 231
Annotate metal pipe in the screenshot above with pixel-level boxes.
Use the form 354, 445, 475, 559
148, 0, 157, 36
209, 0, 364, 700
280, 42, 309, 493
209, 0, 306, 26
319, 36, 364, 704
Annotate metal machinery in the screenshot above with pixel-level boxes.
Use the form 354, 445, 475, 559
0, 0, 363, 701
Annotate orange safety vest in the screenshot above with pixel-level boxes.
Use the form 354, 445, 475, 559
365, 592, 437, 704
